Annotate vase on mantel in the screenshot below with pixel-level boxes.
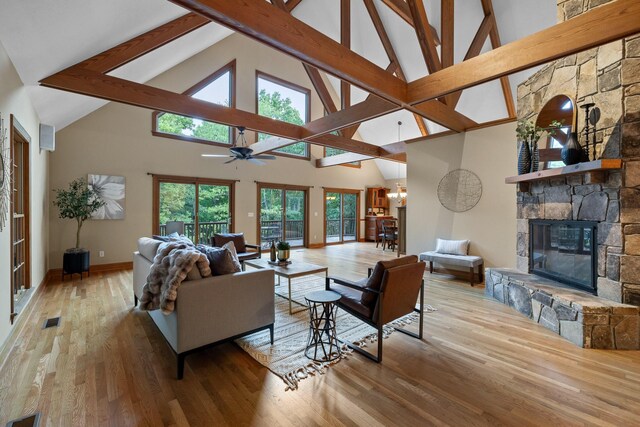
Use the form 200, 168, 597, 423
530, 139, 539, 173
561, 132, 583, 166
517, 140, 531, 175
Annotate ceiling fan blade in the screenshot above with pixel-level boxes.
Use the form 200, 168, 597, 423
224, 158, 238, 164
247, 158, 266, 166
202, 154, 233, 158
252, 155, 277, 160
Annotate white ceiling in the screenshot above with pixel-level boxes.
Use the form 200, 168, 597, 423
0, 0, 556, 179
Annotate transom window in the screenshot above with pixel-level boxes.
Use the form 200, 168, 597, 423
256, 71, 310, 158
152, 60, 236, 146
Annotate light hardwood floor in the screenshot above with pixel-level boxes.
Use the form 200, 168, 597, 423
1, 243, 640, 426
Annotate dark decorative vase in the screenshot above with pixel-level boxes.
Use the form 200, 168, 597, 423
517, 140, 531, 175
530, 140, 539, 173
561, 132, 583, 166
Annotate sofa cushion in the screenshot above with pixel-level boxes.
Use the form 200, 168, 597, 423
138, 237, 162, 262
361, 255, 419, 307
201, 242, 241, 276
419, 251, 483, 268
435, 238, 470, 256
222, 241, 242, 271
213, 233, 246, 253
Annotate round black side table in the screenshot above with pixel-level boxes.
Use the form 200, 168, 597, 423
304, 290, 341, 362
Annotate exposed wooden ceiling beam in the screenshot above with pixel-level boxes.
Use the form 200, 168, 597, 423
407, 0, 441, 74
448, 13, 493, 107
480, 0, 515, 117
304, 96, 400, 136
408, 100, 476, 132
341, 0, 351, 110
380, 0, 440, 46
303, 64, 338, 114
171, 0, 407, 105
363, 0, 428, 137
441, 0, 454, 69
40, 68, 384, 157
76, 13, 209, 74
316, 152, 374, 168
407, 0, 640, 105
286, 0, 303, 12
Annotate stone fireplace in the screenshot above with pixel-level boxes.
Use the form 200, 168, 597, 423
485, 0, 640, 349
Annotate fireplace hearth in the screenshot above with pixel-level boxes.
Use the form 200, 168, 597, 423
529, 220, 597, 293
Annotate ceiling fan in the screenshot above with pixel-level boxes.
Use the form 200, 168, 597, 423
201, 126, 276, 165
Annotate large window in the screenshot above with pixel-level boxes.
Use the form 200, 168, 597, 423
153, 175, 235, 245
152, 60, 236, 146
256, 71, 310, 158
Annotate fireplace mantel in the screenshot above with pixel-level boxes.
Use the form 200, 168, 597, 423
505, 159, 622, 192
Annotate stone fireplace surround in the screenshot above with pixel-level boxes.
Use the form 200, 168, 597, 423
484, 0, 640, 349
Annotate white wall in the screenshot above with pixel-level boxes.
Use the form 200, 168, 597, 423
406, 123, 517, 268
49, 34, 387, 268
0, 40, 48, 348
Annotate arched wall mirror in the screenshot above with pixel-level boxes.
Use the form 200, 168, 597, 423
536, 94, 576, 169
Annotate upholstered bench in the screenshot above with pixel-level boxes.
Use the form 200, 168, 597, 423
419, 251, 484, 286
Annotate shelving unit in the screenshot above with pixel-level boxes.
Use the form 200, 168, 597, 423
505, 159, 622, 192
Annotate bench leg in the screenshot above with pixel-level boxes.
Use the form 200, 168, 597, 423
470, 267, 474, 286
429, 261, 433, 274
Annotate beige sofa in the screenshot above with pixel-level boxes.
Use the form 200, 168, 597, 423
133, 238, 275, 379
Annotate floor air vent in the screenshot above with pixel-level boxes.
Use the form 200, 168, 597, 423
42, 317, 61, 329
6, 413, 41, 427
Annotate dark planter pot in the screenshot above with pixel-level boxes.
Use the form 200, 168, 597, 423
63, 249, 90, 281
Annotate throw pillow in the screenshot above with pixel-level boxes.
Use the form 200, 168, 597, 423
222, 241, 243, 271
435, 238, 470, 256
138, 237, 162, 262
202, 243, 241, 276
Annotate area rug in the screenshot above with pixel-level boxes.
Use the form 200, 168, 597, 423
234, 275, 437, 390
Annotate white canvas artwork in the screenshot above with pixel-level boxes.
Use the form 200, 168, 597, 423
88, 174, 125, 220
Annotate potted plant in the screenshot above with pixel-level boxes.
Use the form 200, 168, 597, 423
276, 241, 291, 262
53, 177, 105, 280
516, 119, 563, 174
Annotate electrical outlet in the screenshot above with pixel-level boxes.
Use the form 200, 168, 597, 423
314, 235, 317, 239
248, 212, 254, 217
99, 251, 105, 257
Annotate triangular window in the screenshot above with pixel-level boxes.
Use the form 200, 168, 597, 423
152, 60, 235, 146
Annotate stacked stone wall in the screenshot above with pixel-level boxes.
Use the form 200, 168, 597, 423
516, 0, 640, 305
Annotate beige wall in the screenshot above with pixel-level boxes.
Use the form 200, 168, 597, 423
0, 40, 48, 347
406, 123, 517, 269
50, 34, 386, 268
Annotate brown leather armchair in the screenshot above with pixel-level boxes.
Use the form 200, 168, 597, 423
211, 233, 261, 264
326, 255, 425, 362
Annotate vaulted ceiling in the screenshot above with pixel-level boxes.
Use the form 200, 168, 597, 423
1, 0, 637, 179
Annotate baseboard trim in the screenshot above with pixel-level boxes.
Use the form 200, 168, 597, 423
0, 272, 49, 374
48, 261, 134, 279
307, 243, 325, 249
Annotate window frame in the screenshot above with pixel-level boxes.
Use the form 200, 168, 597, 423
323, 146, 362, 168
255, 70, 311, 160
151, 60, 236, 147
152, 174, 236, 244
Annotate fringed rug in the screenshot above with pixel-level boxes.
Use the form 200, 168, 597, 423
234, 275, 437, 390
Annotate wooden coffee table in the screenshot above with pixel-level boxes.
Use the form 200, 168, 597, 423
244, 258, 328, 314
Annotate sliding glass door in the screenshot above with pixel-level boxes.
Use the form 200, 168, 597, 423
153, 175, 234, 244
325, 189, 360, 245
258, 184, 308, 248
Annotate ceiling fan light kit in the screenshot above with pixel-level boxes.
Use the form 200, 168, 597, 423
202, 126, 276, 165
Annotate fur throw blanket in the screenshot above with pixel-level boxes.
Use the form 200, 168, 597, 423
139, 241, 212, 314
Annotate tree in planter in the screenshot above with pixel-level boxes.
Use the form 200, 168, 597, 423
53, 178, 105, 251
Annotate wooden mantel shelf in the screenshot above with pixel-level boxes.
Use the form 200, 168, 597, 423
505, 159, 623, 185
